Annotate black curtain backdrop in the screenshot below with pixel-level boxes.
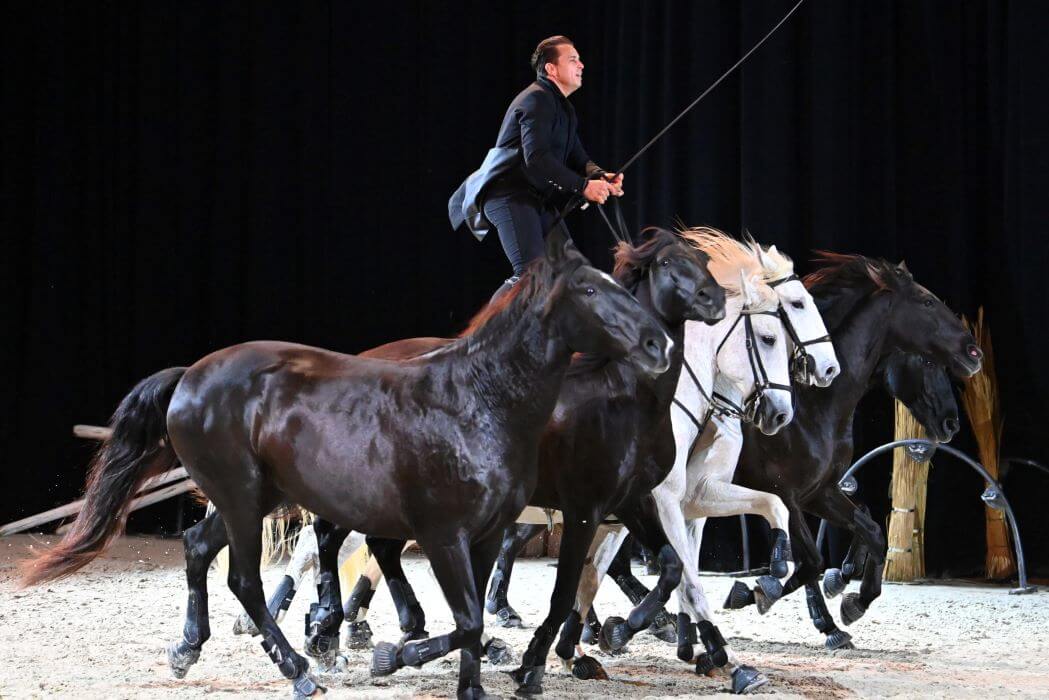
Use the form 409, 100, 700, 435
3, 1, 1047, 577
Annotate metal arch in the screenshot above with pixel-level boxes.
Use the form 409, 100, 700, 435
814, 438, 1037, 594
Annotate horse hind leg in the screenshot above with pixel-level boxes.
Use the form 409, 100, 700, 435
303, 518, 351, 673
369, 533, 486, 697
343, 543, 384, 648
168, 510, 228, 679
605, 535, 676, 643
220, 492, 323, 698
485, 523, 543, 628
366, 537, 429, 645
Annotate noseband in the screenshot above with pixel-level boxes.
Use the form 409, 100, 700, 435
768, 274, 834, 385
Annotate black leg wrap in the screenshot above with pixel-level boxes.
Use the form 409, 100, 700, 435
388, 578, 426, 635
769, 528, 793, 579
731, 665, 769, 694
806, 584, 836, 634
400, 635, 451, 667
485, 568, 510, 614
724, 580, 756, 610
676, 612, 697, 662
580, 607, 601, 645
697, 620, 729, 668
556, 611, 583, 660
614, 572, 650, 606
343, 574, 376, 620
493, 604, 523, 628
261, 636, 307, 680
166, 638, 201, 679
271, 575, 297, 618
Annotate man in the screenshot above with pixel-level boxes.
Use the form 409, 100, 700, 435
449, 35, 624, 286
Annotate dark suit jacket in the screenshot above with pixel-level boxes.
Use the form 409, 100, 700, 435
450, 76, 603, 240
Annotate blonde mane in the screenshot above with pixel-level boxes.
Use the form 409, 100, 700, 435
677, 226, 779, 312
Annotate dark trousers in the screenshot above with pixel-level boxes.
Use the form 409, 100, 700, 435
483, 189, 563, 278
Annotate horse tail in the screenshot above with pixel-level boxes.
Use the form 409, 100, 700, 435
20, 367, 187, 586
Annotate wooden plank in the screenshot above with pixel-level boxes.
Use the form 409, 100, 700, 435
0, 467, 191, 536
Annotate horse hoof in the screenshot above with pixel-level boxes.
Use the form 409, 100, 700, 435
723, 580, 754, 610
346, 620, 373, 649
572, 655, 608, 680
484, 637, 516, 666
494, 606, 523, 628
166, 640, 200, 679
825, 630, 854, 650
756, 575, 783, 602
694, 653, 716, 676
459, 686, 499, 700
754, 584, 779, 616
370, 642, 400, 677
731, 665, 769, 694
291, 672, 326, 699
232, 613, 259, 636
648, 610, 678, 644
598, 616, 631, 652
839, 592, 867, 626
823, 568, 846, 598
511, 664, 545, 695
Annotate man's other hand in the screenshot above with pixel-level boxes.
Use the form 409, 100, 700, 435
604, 172, 625, 197
583, 178, 613, 204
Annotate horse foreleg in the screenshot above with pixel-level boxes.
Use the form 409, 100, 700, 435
342, 541, 385, 648
605, 534, 677, 643
511, 516, 601, 695
366, 537, 428, 646
486, 523, 543, 628
168, 510, 228, 679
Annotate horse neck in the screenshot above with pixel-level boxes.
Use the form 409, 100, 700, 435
632, 275, 686, 408
817, 288, 895, 413
452, 297, 570, 426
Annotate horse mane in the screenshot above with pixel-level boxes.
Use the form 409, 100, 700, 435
803, 252, 910, 329
457, 257, 553, 339
676, 226, 778, 312
612, 227, 698, 292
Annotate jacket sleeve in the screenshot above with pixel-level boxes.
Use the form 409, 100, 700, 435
568, 134, 604, 179
517, 92, 589, 194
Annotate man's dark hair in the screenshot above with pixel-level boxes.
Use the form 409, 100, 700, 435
531, 35, 574, 78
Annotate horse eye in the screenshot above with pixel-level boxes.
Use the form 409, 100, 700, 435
791, 300, 804, 309
923, 298, 934, 307
761, 335, 776, 346
586, 287, 596, 296
660, 259, 670, 267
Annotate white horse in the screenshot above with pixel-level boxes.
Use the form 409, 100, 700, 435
567, 231, 835, 692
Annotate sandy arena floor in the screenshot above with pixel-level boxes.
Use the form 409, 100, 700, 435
1, 534, 1047, 698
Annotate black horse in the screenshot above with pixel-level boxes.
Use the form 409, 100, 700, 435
297, 228, 737, 693
22, 230, 674, 700
723, 255, 980, 650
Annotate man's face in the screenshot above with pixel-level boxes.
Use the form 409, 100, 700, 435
547, 44, 584, 95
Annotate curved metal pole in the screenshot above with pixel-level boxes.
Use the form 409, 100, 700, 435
817, 438, 1036, 594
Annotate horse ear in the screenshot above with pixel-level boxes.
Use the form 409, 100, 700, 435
896, 259, 910, 274
740, 270, 757, 307
757, 246, 774, 272
545, 225, 572, 264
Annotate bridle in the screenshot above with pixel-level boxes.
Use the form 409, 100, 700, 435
767, 274, 834, 385
673, 302, 793, 434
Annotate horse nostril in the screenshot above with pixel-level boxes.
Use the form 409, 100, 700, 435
966, 344, 983, 361
944, 417, 960, 435
824, 365, 838, 379
773, 412, 788, 427
698, 289, 709, 299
